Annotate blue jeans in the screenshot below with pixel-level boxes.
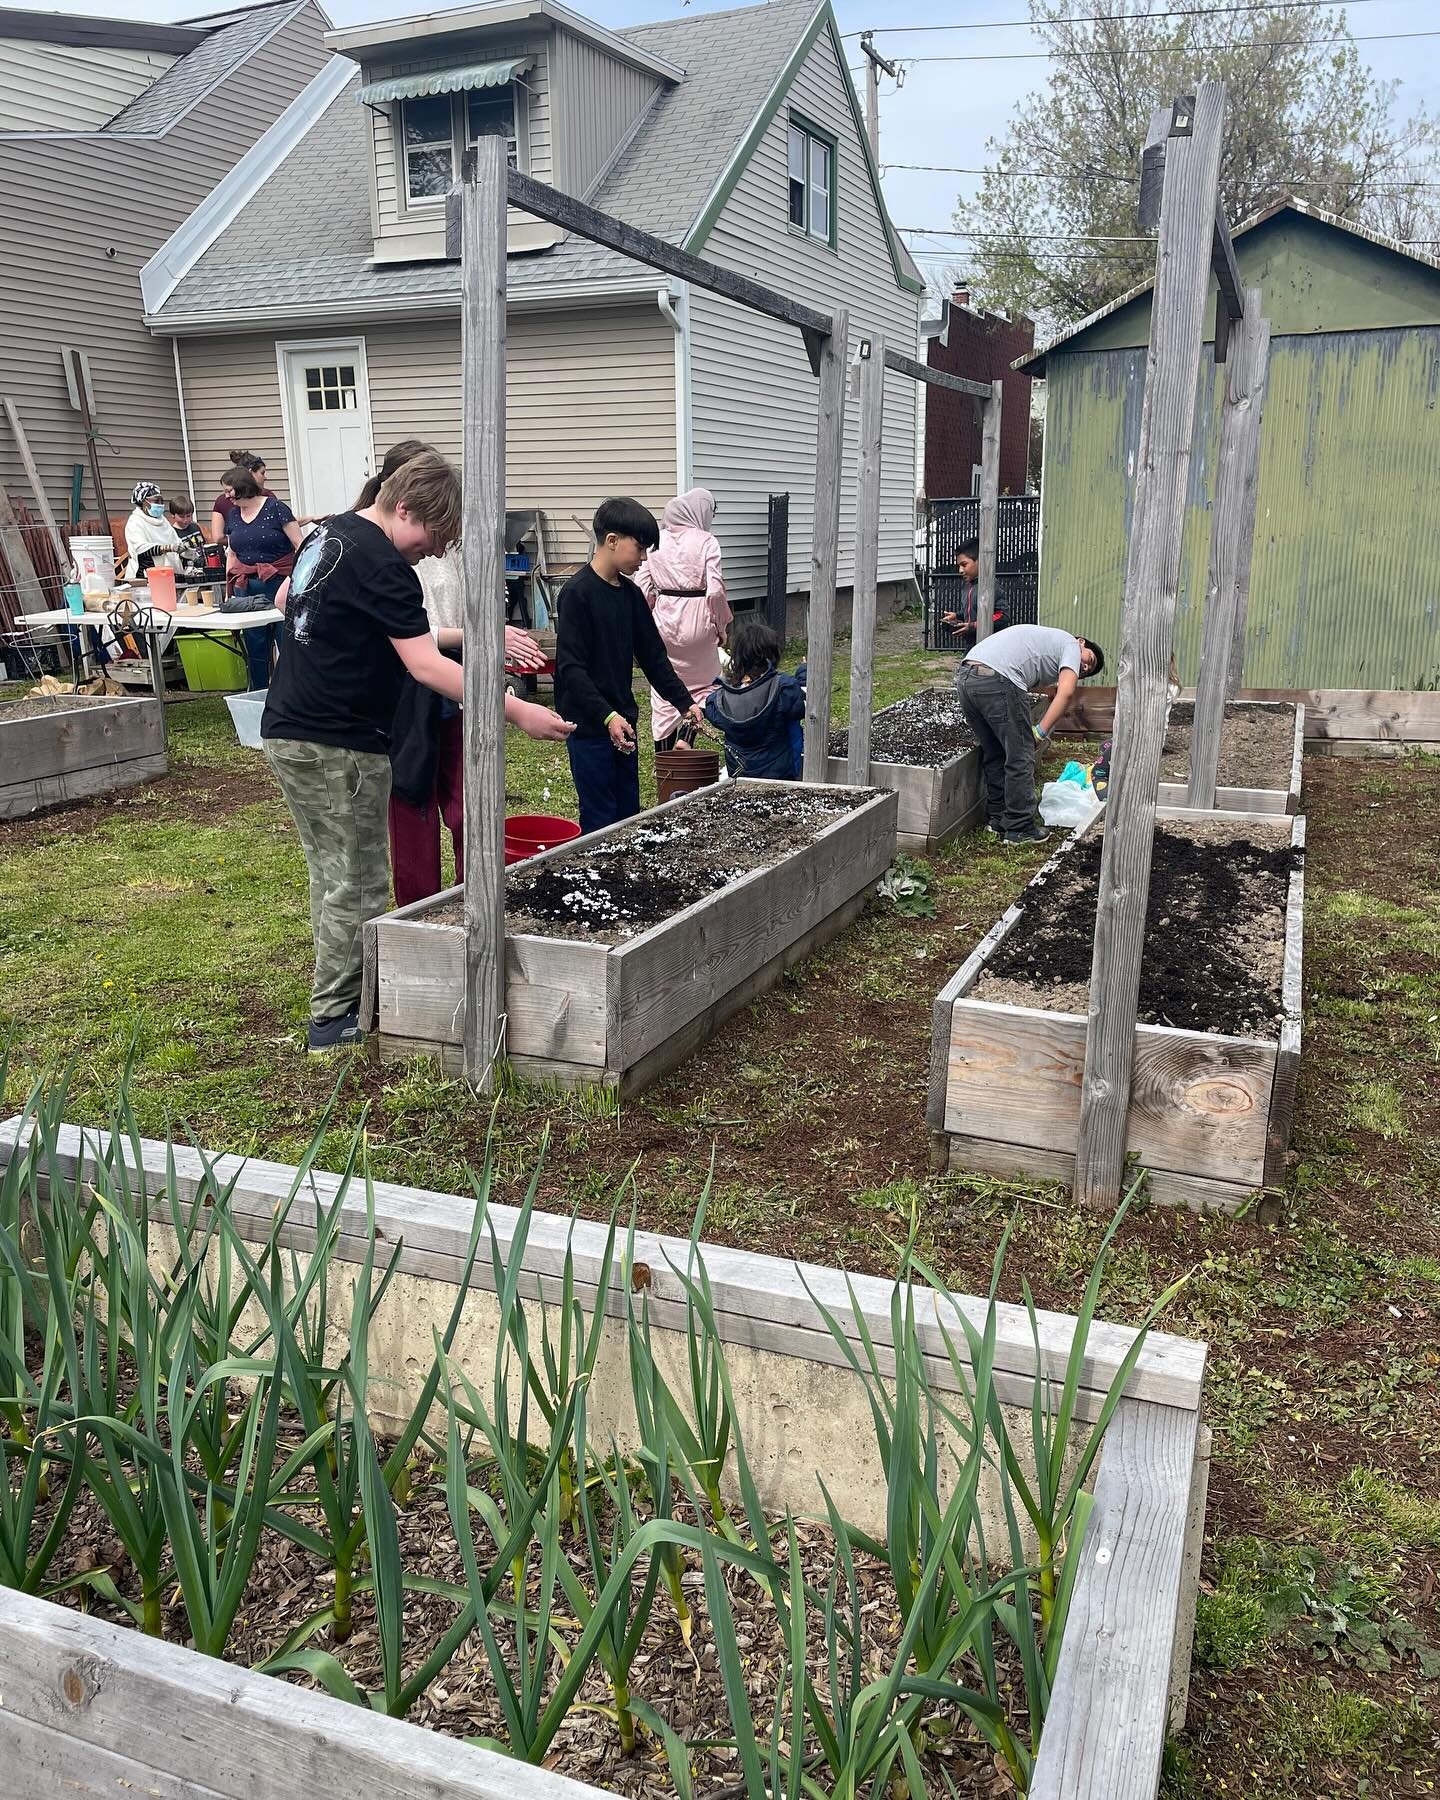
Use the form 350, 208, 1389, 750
240, 573, 284, 690
567, 731, 640, 836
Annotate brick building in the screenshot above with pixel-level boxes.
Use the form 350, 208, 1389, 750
920, 287, 1034, 498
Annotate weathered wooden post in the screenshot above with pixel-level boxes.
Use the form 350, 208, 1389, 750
802, 305, 849, 784
1187, 288, 1271, 807
1073, 83, 1230, 1208
459, 137, 510, 1090
846, 332, 884, 785
974, 378, 1003, 642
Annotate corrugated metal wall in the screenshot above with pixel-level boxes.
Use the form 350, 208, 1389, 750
1039, 326, 1440, 688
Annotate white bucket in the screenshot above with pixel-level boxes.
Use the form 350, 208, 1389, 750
225, 688, 267, 750
69, 535, 118, 595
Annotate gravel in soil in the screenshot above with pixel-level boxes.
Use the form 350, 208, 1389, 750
828, 685, 977, 767
974, 816, 1299, 1036
431, 785, 876, 943
1158, 699, 1295, 790
0, 693, 138, 724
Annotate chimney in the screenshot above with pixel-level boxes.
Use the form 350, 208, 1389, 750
953, 285, 970, 308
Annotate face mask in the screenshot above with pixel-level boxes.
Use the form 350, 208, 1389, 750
147, 503, 165, 518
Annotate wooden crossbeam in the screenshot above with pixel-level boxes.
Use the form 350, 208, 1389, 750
882, 347, 992, 399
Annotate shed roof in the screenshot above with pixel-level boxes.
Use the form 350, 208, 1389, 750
1017, 200, 1440, 376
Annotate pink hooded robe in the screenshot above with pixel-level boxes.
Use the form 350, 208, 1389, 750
636, 488, 732, 744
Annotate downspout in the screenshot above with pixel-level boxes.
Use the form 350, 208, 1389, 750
172, 336, 197, 506
657, 283, 692, 492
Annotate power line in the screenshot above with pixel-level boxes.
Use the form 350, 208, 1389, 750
899, 227, 1153, 240
880, 162, 1440, 189
871, 28, 1440, 62
841, 0, 1400, 35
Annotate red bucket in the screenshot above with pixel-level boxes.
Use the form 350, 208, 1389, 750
504, 813, 581, 865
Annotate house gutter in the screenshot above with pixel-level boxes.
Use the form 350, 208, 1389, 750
172, 338, 198, 505
657, 284, 692, 494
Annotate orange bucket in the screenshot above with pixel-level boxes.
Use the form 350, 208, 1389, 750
145, 566, 177, 611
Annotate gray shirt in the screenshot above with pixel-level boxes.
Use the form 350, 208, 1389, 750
962, 625, 1081, 693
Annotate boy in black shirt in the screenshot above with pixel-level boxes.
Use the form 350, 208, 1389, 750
554, 497, 703, 834
262, 452, 571, 1050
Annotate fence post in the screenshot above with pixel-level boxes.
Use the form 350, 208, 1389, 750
459, 137, 510, 1091
1073, 84, 1227, 1209
802, 305, 849, 784
1187, 289, 1270, 806
973, 379, 1003, 642
847, 334, 885, 785
764, 493, 789, 640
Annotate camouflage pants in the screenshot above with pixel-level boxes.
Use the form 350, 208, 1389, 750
264, 737, 392, 1023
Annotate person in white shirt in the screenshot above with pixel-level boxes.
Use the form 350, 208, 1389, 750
123, 482, 183, 583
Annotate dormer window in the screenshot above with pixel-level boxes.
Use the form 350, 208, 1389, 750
403, 95, 457, 204
466, 88, 518, 168
360, 57, 534, 213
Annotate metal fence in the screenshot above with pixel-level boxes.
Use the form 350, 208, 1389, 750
922, 494, 1041, 649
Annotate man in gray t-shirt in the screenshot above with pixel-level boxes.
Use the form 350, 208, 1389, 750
955, 623, 1105, 844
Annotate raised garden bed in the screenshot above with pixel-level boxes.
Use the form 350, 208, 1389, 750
1156, 699, 1303, 813
368, 778, 898, 1092
0, 693, 166, 820
827, 687, 984, 851
928, 808, 1305, 1216
0, 1111, 1211, 1800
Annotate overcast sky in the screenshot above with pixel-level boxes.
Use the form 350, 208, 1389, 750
16, 0, 1440, 287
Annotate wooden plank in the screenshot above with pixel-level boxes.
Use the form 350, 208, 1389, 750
882, 346, 991, 399
1169, 1420, 1213, 1731
0, 481, 45, 614
2, 397, 68, 573
1189, 290, 1271, 805
0, 1118, 1208, 1413
459, 140, 510, 1091
1075, 83, 1228, 1208
947, 1001, 1275, 1185
1157, 780, 1285, 815
1286, 703, 1305, 812
506, 933, 611, 1065
498, 169, 833, 363
933, 747, 982, 842
846, 334, 885, 785
973, 380, 1002, 644
940, 1130, 1262, 1217
1030, 1398, 1202, 1800
358, 917, 380, 1034
1264, 815, 1305, 1189
0, 1708, 232, 1798
0, 697, 164, 784
802, 307, 849, 782
0, 751, 169, 822
1055, 688, 1440, 745
0, 1589, 596, 1800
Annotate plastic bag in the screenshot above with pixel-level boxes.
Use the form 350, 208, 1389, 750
1040, 778, 1102, 830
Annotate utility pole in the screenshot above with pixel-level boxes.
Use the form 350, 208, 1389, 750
859, 31, 899, 162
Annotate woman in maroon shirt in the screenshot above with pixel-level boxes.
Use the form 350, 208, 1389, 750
209, 449, 274, 543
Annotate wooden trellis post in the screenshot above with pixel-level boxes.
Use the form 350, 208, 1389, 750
459, 137, 510, 1090
1187, 288, 1271, 807
974, 379, 1003, 643
1073, 83, 1234, 1209
846, 333, 884, 785
802, 305, 849, 784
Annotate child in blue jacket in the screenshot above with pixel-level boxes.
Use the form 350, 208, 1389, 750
703, 617, 806, 779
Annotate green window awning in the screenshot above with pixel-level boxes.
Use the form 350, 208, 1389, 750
357, 56, 533, 105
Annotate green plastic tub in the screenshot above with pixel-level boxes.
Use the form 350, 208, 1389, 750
178, 633, 247, 693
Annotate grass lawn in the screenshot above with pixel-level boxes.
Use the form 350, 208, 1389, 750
2, 627, 1438, 1795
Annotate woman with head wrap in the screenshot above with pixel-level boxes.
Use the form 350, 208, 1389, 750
635, 486, 731, 750
123, 481, 183, 582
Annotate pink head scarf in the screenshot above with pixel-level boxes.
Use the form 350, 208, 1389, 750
662, 488, 716, 534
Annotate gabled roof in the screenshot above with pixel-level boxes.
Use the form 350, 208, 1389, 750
149, 0, 922, 328
103, 1, 310, 135
1018, 198, 1440, 376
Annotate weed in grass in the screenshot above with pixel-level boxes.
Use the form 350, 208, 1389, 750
1344, 1076, 1406, 1139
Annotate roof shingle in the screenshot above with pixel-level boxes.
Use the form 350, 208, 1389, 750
106, 1, 303, 136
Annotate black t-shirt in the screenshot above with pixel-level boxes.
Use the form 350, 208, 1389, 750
261, 513, 430, 755
553, 564, 694, 736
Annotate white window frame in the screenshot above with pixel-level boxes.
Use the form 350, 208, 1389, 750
400, 93, 457, 209
465, 83, 526, 172
786, 113, 837, 249
399, 82, 529, 212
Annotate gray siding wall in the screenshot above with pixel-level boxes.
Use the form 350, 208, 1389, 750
548, 30, 662, 199
0, 2, 330, 528
687, 26, 919, 606
181, 306, 676, 564
368, 35, 552, 254
0, 41, 177, 131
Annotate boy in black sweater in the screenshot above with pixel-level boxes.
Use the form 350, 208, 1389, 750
555, 497, 703, 834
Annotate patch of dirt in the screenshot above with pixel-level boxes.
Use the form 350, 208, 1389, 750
430, 785, 875, 943
0, 763, 278, 847
974, 816, 1299, 1036
0, 694, 137, 724
1158, 700, 1295, 790
828, 686, 976, 767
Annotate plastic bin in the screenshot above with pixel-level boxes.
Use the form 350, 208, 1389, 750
225, 688, 267, 749
178, 632, 247, 693
504, 813, 580, 865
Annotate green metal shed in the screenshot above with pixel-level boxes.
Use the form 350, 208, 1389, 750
1019, 201, 1440, 689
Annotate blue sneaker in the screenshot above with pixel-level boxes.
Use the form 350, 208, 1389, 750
307, 1010, 362, 1053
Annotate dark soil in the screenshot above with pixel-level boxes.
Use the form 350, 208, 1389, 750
0, 693, 133, 724
1159, 700, 1296, 790
828, 685, 976, 767
433, 785, 876, 943
974, 817, 1299, 1037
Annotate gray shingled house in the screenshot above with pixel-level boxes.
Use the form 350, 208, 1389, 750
0, 1, 332, 519
142, 0, 925, 604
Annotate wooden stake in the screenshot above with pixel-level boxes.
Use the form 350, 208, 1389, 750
3, 399, 68, 573
846, 333, 884, 785
802, 305, 849, 784
1187, 290, 1270, 807
0, 482, 45, 614
459, 138, 510, 1091
974, 379, 1002, 643
1073, 82, 1227, 1210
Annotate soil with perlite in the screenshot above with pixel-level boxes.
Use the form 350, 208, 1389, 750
431, 785, 877, 944
974, 816, 1299, 1038
828, 685, 977, 767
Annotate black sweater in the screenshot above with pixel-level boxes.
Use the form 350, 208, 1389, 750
553, 565, 695, 737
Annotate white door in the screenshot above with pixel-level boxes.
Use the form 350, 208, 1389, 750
279, 340, 374, 516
